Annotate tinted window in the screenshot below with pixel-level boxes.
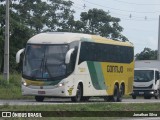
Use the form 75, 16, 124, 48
23, 44, 68, 80
79, 41, 134, 64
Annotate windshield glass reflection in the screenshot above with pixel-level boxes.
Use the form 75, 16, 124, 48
23, 44, 68, 79
134, 70, 154, 82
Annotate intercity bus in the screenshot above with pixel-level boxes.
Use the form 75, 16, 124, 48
16, 32, 134, 102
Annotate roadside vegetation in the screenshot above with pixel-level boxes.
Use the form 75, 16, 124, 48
0, 74, 33, 99
1, 103, 160, 111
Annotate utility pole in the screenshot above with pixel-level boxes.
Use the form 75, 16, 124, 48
158, 16, 160, 60
3, 0, 9, 81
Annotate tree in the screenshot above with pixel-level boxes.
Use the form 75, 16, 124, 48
135, 48, 157, 60
53, 0, 75, 32
11, 0, 74, 33
77, 8, 128, 41
0, 1, 129, 73
0, 0, 75, 73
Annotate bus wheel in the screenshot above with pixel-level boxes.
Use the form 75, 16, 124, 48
117, 85, 124, 102
35, 96, 44, 102
111, 85, 119, 102
71, 84, 82, 102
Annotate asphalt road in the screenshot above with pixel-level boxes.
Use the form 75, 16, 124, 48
0, 97, 160, 105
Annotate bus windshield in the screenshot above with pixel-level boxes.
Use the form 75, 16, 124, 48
23, 44, 68, 80
134, 70, 154, 82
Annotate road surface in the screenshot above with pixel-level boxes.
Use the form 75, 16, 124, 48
0, 97, 160, 105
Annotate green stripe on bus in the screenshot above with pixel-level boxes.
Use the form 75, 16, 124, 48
87, 61, 106, 90
94, 62, 106, 90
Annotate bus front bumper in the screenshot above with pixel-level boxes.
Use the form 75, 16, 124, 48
22, 85, 70, 97
131, 90, 155, 96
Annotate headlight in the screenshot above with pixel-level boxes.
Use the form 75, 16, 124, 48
150, 91, 154, 94
58, 83, 64, 87
22, 81, 27, 86
24, 82, 27, 86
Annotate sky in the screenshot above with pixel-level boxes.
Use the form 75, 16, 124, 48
68, 0, 160, 54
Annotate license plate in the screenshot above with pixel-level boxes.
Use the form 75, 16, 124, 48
139, 92, 144, 94
38, 91, 45, 94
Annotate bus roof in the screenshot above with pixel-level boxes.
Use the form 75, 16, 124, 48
27, 32, 133, 47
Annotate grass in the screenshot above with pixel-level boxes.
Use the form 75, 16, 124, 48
0, 74, 33, 99
1, 103, 160, 111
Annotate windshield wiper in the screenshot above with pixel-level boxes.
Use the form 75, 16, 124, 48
31, 58, 44, 78
43, 58, 51, 78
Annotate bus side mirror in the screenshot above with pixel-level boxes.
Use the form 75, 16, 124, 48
65, 48, 75, 64
16, 48, 25, 63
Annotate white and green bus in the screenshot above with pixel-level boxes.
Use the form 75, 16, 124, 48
16, 32, 134, 102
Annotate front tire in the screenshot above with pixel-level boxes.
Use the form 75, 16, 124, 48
35, 96, 44, 102
71, 84, 82, 102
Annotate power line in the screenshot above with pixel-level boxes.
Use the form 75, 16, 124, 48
72, 5, 84, 10
83, 4, 86, 9
110, 11, 157, 20
112, 0, 160, 6
120, 17, 157, 21
72, 0, 158, 21
84, 0, 160, 14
